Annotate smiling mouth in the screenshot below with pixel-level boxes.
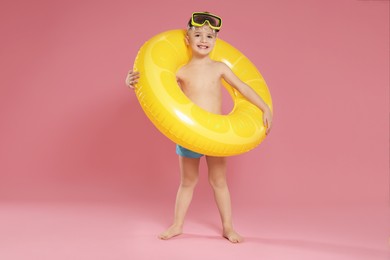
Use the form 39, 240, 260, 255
197, 45, 209, 49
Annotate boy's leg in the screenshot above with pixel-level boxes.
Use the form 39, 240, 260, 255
206, 156, 242, 243
159, 156, 200, 240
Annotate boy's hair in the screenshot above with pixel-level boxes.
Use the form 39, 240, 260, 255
187, 12, 221, 33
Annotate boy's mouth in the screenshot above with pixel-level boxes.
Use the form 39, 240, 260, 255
197, 45, 209, 49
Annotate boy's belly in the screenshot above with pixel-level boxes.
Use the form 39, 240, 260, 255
188, 95, 222, 114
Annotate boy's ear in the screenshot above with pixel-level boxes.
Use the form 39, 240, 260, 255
185, 34, 189, 45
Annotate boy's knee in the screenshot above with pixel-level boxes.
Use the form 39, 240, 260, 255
208, 176, 227, 189
181, 176, 198, 188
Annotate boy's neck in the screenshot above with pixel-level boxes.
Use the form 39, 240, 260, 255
189, 54, 212, 63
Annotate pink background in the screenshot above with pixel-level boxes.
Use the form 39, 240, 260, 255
0, 0, 389, 259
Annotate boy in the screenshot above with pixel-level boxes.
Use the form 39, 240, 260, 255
126, 12, 272, 243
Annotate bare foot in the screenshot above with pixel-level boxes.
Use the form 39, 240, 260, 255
158, 225, 183, 240
223, 228, 243, 243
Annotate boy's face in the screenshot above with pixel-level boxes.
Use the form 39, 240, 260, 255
186, 25, 217, 55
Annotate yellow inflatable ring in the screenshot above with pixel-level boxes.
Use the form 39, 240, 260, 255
133, 29, 272, 156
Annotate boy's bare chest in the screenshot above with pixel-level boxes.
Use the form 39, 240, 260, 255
179, 67, 221, 88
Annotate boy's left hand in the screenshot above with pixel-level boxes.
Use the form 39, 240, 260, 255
263, 109, 273, 135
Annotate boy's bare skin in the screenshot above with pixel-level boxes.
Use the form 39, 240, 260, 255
126, 25, 272, 243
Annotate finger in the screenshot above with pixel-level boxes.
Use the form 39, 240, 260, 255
264, 118, 271, 135
127, 71, 139, 81
130, 80, 139, 89
266, 121, 272, 135
128, 69, 138, 74
129, 71, 140, 77
127, 80, 134, 88
133, 73, 140, 80
127, 73, 140, 84
263, 117, 268, 129
131, 81, 138, 87
129, 82, 136, 89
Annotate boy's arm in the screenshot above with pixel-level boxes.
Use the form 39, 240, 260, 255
220, 63, 273, 134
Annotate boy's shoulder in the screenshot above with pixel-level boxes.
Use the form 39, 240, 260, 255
213, 60, 225, 66
214, 60, 230, 68
207, 60, 228, 69
213, 60, 231, 73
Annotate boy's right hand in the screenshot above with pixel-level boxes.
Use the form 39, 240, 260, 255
125, 70, 140, 89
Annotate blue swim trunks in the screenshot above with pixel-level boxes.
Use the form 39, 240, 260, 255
176, 144, 204, 158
